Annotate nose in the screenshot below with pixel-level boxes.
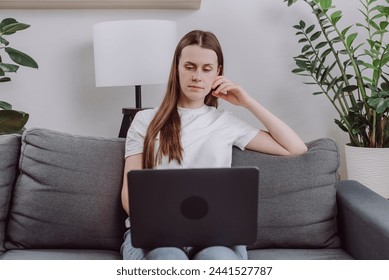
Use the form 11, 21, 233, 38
192, 70, 202, 82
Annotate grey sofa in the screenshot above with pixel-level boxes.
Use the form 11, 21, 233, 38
1, 128, 388, 260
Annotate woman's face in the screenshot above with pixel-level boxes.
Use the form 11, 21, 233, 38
177, 45, 220, 108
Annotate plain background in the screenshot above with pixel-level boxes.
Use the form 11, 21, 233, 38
0, 0, 366, 177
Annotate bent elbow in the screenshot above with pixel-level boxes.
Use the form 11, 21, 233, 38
288, 144, 308, 156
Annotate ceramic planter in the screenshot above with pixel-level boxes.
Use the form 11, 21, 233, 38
345, 144, 389, 199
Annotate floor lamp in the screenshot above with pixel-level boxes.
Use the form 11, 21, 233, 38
93, 20, 177, 138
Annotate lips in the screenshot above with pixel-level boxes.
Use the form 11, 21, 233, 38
188, 85, 204, 90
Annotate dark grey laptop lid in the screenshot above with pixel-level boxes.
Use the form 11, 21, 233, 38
128, 167, 259, 248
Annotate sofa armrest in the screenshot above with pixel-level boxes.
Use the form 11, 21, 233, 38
336, 180, 389, 259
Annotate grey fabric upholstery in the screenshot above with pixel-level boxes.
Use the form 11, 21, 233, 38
337, 180, 389, 260
5, 128, 127, 251
232, 138, 340, 249
248, 248, 353, 260
0, 249, 121, 260
0, 134, 21, 253
2, 128, 389, 260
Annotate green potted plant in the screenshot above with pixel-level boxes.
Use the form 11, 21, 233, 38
0, 18, 38, 134
284, 0, 389, 197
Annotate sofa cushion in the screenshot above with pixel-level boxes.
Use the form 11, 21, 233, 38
0, 134, 21, 253
248, 248, 353, 260
5, 128, 127, 251
232, 138, 341, 249
0, 249, 121, 260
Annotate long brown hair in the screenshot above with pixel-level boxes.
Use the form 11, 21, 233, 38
143, 30, 224, 169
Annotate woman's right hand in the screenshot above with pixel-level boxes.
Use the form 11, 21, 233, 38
211, 76, 254, 108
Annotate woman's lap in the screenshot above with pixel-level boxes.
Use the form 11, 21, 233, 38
121, 228, 248, 260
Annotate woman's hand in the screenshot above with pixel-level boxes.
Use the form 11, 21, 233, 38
212, 76, 307, 156
211, 76, 253, 108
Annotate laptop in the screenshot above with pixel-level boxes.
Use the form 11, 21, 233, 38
127, 167, 259, 248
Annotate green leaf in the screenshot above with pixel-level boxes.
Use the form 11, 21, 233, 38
382, 81, 389, 91
346, 33, 358, 48
373, 29, 388, 36
332, 36, 342, 43
343, 85, 359, 92
0, 36, 9, 46
362, 62, 376, 70
306, 24, 315, 34
0, 101, 12, 110
285, 0, 298, 7
335, 119, 349, 132
327, 76, 338, 91
320, 0, 332, 10
330, 10, 342, 25
1, 23, 30, 35
0, 18, 17, 31
310, 31, 322, 41
320, 66, 330, 84
301, 44, 311, 53
315, 41, 327, 49
0, 77, 11, 83
316, 58, 325, 80
377, 6, 389, 16
368, 98, 389, 114
0, 63, 19, 72
292, 68, 306, 74
369, 20, 381, 31
380, 21, 389, 30
0, 110, 29, 134
4, 47, 38, 68
295, 59, 309, 68
356, 22, 368, 31
341, 25, 354, 38
321, 48, 332, 58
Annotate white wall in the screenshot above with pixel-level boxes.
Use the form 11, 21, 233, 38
1, 0, 365, 177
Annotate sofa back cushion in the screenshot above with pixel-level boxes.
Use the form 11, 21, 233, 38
0, 134, 21, 253
232, 138, 341, 249
5, 128, 127, 251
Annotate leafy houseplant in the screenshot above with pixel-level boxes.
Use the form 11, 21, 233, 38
284, 0, 389, 147
0, 18, 38, 134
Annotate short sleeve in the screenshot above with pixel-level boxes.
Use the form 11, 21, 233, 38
124, 109, 156, 158
225, 112, 259, 150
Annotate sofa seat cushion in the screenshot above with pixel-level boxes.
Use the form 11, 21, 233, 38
0, 249, 121, 260
5, 128, 127, 252
0, 134, 21, 252
248, 248, 353, 260
232, 138, 341, 249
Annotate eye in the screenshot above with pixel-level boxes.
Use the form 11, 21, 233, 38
203, 67, 212, 72
185, 64, 195, 71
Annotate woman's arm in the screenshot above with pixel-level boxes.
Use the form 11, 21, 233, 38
121, 153, 143, 215
212, 76, 307, 156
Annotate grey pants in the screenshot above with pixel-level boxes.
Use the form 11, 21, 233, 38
121, 228, 248, 260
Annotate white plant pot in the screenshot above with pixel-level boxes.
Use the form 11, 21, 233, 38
345, 144, 389, 199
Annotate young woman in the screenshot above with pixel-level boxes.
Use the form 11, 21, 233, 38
121, 30, 307, 260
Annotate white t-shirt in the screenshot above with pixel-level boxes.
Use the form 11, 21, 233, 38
125, 105, 259, 168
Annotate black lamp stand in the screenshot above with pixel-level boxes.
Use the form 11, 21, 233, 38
118, 85, 146, 138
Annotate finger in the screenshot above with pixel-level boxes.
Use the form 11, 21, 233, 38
215, 82, 236, 94
212, 91, 229, 101
212, 76, 229, 89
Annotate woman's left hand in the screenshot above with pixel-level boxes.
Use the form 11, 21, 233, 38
211, 76, 253, 108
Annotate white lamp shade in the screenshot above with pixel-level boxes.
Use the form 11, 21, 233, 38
93, 20, 177, 87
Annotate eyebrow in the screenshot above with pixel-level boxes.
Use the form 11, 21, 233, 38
184, 61, 215, 67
